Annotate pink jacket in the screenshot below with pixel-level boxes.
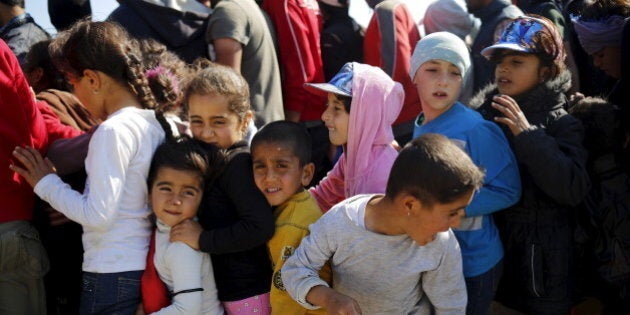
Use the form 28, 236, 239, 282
310, 63, 404, 212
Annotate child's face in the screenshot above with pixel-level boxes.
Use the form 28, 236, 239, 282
188, 93, 248, 149
591, 46, 621, 79
252, 142, 314, 206
321, 93, 350, 146
66, 70, 106, 119
150, 167, 203, 227
413, 60, 462, 116
406, 191, 473, 246
494, 52, 548, 97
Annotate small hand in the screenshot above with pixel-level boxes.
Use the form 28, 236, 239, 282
325, 291, 362, 315
491, 95, 532, 136
170, 219, 202, 250
10, 146, 56, 187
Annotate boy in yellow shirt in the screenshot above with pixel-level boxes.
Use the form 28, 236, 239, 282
251, 121, 331, 314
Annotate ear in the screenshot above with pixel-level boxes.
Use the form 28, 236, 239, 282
399, 193, 422, 217
83, 69, 102, 91
538, 66, 551, 83
300, 162, 315, 186
27, 67, 44, 86
241, 110, 254, 134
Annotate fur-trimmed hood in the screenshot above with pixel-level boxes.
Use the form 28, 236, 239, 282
469, 70, 572, 114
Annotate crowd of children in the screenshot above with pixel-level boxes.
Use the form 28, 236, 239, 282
1, 0, 629, 315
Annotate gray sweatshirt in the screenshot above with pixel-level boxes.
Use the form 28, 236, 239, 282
281, 194, 467, 315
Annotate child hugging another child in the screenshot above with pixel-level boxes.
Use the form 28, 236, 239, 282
11, 20, 176, 314
470, 15, 591, 314
250, 121, 331, 314
282, 134, 485, 314
143, 136, 224, 314
170, 64, 275, 315
305, 62, 404, 212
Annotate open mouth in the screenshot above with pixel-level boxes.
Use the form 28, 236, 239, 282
265, 187, 281, 193
433, 91, 448, 97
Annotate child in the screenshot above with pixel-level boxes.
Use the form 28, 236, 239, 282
409, 32, 521, 315
470, 15, 591, 314
170, 64, 275, 315
10, 21, 174, 314
281, 133, 485, 314
143, 136, 224, 314
250, 121, 331, 314
305, 62, 404, 212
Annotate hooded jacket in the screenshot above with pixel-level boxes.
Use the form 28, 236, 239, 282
310, 63, 404, 212
108, 0, 211, 63
470, 71, 590, 311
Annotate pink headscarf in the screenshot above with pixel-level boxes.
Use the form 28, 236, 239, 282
344, 63, 404, 197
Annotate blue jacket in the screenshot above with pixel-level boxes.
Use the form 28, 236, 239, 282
413, 102, 521, 277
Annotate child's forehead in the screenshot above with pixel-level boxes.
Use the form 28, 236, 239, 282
252, 141, 299, 158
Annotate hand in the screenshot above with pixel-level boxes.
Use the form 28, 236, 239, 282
491, 95, 532, 136
10, 146, 56, 187
325, 291, 362, 315
170, 219, 202, 250
45, 207, 72, 226
135, 302, 146, 315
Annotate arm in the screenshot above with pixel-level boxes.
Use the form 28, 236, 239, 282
422, 230, 467, 315
33, 124, 136, 228
465, 123, 521, 217
198, 153, 275, 254
512, 115, 590, 206
308, 156, 346, 212
151, 243, 204, 315
46, 130, 95, 176
212, 38, 243, 72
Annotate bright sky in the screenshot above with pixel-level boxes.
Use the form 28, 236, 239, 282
27, 0, 119, 35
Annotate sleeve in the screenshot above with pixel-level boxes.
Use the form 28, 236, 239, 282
151, 243, 204, 315
512, 115, 590, 206
465, 122, 521, 217
262, 0, 323, 114
422, 230, 467, 315
34, 124, 135, 229
198, 153, 275, 254
281, 213, 336, 310
46, 129, 95, 176
309, 156, 346, 212
206, 3, 250, 45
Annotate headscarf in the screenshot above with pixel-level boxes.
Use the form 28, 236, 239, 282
572, 15, 627, 54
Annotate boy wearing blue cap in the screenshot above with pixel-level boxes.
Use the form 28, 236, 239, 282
470, 15, 590, 314
409, 31, 521, 315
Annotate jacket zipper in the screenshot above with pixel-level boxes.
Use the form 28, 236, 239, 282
531, 244, 540, 297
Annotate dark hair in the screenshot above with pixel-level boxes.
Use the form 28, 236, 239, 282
147, 136, 225, 190
385, 133, 485, 207
183, 62, 251, 121
136, 38, 188, 114
49, 20, 159, 111
577, 0, 630, 19
23, 39, 70, 92
332, 93, 352, 113
0, 0, 24, 8
569, 96, 624, 158
489, 15, 566, 80
251, 121, 312, 166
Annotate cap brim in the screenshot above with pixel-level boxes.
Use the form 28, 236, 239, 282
481, 43, 530, 59
304, 83, 352, 97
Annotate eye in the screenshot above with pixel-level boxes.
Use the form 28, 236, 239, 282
253, 163, 265, 170
183, 190, 198, 197
158, 186, 172, 192
425, 68, 437, 72
451, 71, 462, 77
190, 119, 203, 125
213, 120, 226, 126
276, 163, 288, 169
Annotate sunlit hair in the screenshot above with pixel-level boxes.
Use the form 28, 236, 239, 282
251, 121, 312, 167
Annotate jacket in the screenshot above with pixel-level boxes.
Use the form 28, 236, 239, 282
0, 13, 50, 65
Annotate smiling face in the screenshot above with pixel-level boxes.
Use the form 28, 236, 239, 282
494, 52, 548, 97
321, 93, 350, 146
413, 59, 462, 121
252, 142, 313, 206
150, 167, 203, 227
188, 93, 249, 149
405, 191, 473, 246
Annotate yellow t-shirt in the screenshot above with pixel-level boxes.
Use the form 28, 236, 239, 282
268, 190, 331, 315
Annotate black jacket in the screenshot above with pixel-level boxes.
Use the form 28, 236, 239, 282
197, 141, 274, 302
470, 71, 590, 312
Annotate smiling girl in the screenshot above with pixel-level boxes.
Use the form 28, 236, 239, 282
304, 62, 404, 212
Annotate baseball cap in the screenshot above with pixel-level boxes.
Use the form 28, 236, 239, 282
481, 16, 548, 59
304, 62, 353, 97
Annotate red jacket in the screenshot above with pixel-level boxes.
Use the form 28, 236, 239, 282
263, 0, 327, 122
0, 39, 80, 222
364, 0, 422, 125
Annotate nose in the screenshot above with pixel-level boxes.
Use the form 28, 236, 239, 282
448, 212, 464, 229
170, 195, 182, 206
201, 126, 214, 139
437, 72, 449, 86
321, 106, 332, 121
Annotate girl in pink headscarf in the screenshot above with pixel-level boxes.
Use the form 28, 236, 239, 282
305, 62, 404, 212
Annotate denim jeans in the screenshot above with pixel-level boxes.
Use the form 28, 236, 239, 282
465, 259, 503, 315
79, 270, 142, 315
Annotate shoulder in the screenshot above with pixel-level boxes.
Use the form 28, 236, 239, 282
281, 193, 323, 226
